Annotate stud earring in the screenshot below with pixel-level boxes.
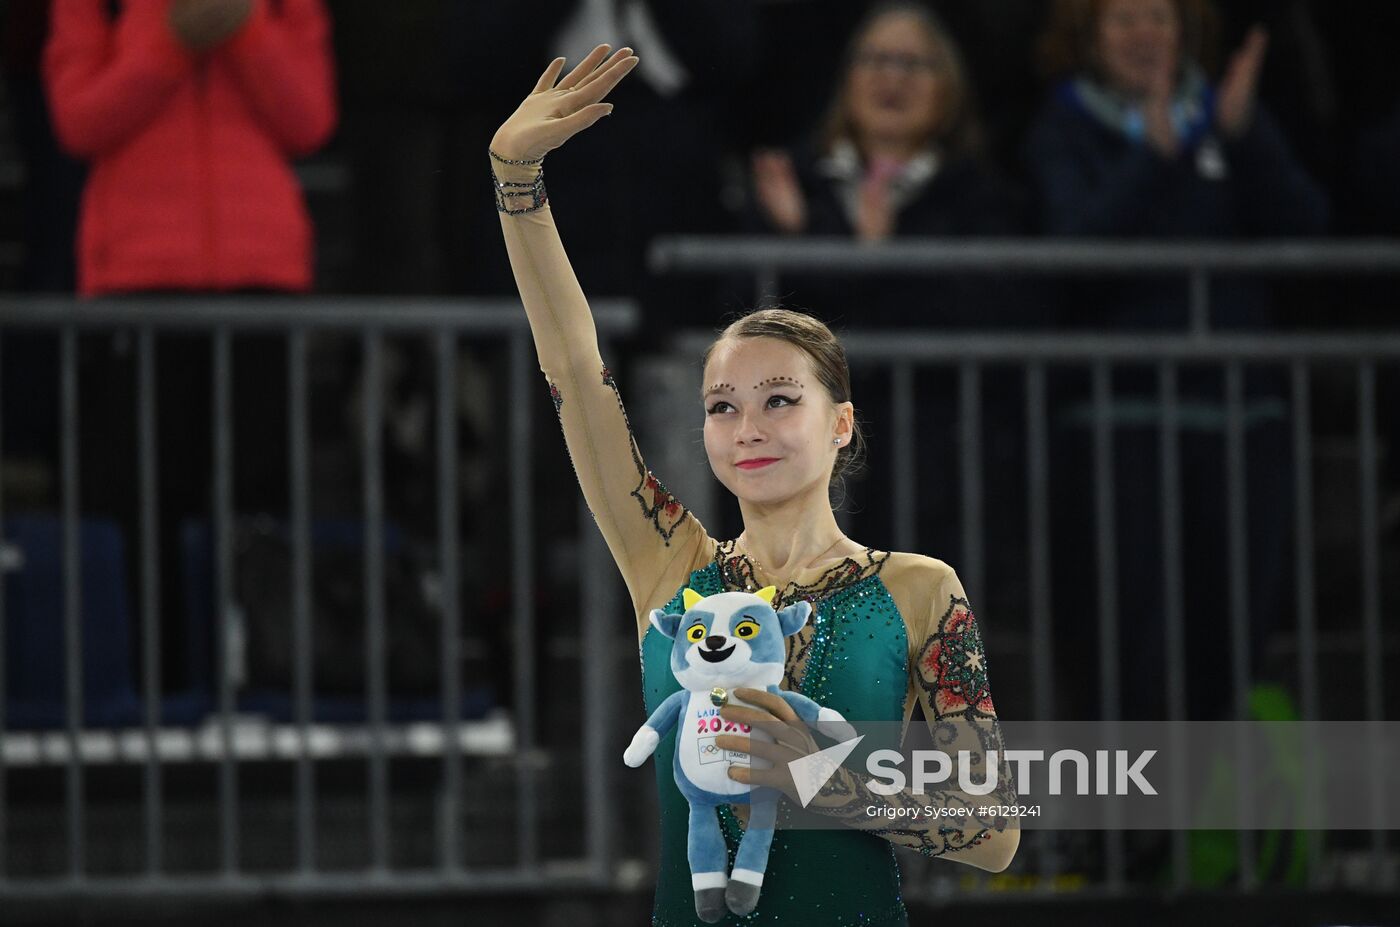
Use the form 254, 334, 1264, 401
832, 438, 841, 445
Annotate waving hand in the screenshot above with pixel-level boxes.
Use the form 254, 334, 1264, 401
491, 44, 639, 163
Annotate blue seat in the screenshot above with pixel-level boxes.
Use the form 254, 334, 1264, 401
2, 514, 142, 729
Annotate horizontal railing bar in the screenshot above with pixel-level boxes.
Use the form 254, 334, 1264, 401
0, 720, 514, 767
0, 298, 639, 332
650, 236, 1400, 275
0, 864, 607, 899
674, 331, 1400, 361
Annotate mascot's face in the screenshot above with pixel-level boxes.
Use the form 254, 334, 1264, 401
649, 587, 812, 690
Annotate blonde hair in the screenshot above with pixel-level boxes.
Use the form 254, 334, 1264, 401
702, 307, 867, 510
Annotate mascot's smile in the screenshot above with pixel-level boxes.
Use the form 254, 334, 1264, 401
698, 644, 735, 663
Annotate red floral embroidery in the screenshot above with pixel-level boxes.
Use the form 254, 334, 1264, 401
920, 599, 995, 717
644, 472, 683, 518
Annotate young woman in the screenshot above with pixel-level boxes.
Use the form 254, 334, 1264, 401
490, 45, 1018, 925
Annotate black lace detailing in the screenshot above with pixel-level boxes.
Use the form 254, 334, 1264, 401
711, 539, 890, 610
598, 365, 691, 545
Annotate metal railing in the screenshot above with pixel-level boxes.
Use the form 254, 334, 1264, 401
0, 297, 637, 898
649, 236, 1400, 333
649, 237, 1400, 898
4, 232, 1400, 905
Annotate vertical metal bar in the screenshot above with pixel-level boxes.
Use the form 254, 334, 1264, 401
213, 326, 238, 875
362, 330, 389, 873
1357, 362, 1388, 886
510, 331, 538, 869
1188, 268, 1210, 335
1290, 361, 1323, 887
891, 363, 915, 552
1026, 364, 1053, 716
0, 329, 6, 880
958, 362, 984, 600
579, 492, 613, 879
1091, 362, 1125, 889
289, 328, 316, 873
1224, 362, 1256, 889
137, 328, 163, 875
435, 330, 462, 873
582, 341, 614, 880
1159, 362, 1188, 891
1025, 363, 1057, 888
60, 330, 86, 884
61, 326, 85, 880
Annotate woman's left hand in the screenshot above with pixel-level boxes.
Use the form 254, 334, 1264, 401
715, 687, 826, 806
1216, 25, 1269, 139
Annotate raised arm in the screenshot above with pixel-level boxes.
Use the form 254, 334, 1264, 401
44, 0, 194, 159
490, 47, 708, 629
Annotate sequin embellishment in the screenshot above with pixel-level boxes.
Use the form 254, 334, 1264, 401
919, 595, 996, 717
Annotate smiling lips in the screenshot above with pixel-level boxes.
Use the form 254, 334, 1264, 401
736, 458, 779, 470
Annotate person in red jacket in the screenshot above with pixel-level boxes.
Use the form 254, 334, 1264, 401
44, 0, 337, 294
40, 1, 337, 698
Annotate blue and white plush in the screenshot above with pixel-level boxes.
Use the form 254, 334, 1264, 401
625, 585, 858, 922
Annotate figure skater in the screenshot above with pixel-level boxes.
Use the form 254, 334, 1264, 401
490, 45, 1018, 925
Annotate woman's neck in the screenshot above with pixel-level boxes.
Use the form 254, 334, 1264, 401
735, 488, 854, 577
857, 134, 922, 164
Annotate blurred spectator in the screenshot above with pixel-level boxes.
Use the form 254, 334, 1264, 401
1026, 0, 1328, 329
745, 0, 1029, 327
1026, 0, 1326, 721
41, 0, 336, 688
45, 0, 335, 294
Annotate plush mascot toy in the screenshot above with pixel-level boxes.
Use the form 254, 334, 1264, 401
624, 585, 858, 922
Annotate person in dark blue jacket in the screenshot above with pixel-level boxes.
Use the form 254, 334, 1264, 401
1026, 0, 1329, 725
1025, 0, 1328, 329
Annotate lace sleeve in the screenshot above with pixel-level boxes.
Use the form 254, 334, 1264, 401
803, 565, 1020, 872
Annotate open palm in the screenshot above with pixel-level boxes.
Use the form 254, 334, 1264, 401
491, 44, 639, 163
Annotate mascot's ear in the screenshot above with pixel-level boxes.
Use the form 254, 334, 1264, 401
776, 600, 813, 637
682, 588, 704, 611
649, 608, 683, 640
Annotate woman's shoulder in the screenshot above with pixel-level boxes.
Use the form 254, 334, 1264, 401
866, 548, 958, 590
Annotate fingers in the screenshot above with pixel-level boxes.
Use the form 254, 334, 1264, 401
1227, 25, 1268, 80
567, 54, 640, 108
1243, 24, 1269, 59
571, 47, 634, 92
533, 57, 566, 94
720, 705, 813, 753
556, 43, 615, 91
734, 687, 801, 725
715, 734, 802, 766
549, 102, 615, 140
